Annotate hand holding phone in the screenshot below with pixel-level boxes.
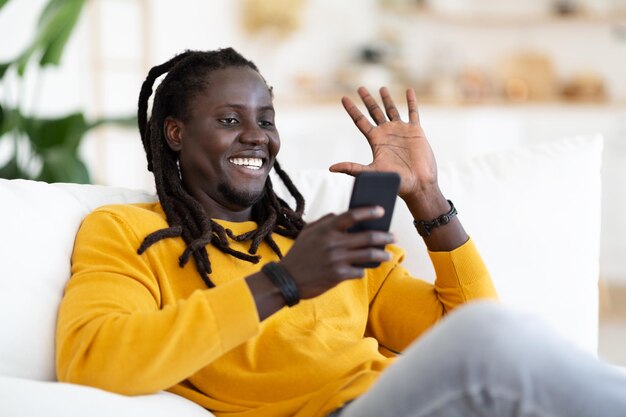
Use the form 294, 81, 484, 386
347, 172, 400, 267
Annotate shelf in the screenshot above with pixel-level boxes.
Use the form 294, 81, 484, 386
382, 7, 626, 27
275, 94, 626, 110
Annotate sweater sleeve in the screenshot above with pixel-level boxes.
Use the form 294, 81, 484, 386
366, 238, 498, 354
55, 209, 261, 395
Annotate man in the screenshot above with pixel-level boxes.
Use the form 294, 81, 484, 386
56, 48, 625, 417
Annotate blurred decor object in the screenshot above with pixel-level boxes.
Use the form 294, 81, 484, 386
378, 0, 428, 11
582, 0, 614, 15
421, 43, 463, 103
430, 0, 551, 19
336, 42, 396, 93
0, 0, 135, 183
459, 68, 491, 102
561, 71, 606, 102
242, 0, 307, 38
552, 0, 580, 16
498, 52, 556, 102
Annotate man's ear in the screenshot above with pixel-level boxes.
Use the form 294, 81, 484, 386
164, 117, 184, 152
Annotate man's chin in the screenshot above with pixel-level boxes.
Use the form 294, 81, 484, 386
218, 182, 265, 209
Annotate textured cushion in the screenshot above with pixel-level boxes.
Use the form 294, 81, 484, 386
275, 135, 603, 353
0, 180, 155, 381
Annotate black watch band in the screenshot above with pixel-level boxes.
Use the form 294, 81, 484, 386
261, 262, 300, 307
413, 200, 458, 237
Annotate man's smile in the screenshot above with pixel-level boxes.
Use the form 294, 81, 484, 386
229, 157, 263, 170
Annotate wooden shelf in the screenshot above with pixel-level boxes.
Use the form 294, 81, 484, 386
382, 7, 626, 27
274, 91, 626, 109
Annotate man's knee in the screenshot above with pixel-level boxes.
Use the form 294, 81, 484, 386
436, 301, 542, 360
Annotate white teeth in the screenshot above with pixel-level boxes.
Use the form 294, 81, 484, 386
229, 157, 263, 170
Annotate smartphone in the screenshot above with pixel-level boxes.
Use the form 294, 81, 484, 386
347, 172, 401, 268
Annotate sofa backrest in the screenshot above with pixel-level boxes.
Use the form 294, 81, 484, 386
276, 135, 603, 353
0, 181, 156, 381
0, 135, 603, 382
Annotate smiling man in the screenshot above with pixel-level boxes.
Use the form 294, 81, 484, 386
164, 66, 279, 218
55, 48, 626, 417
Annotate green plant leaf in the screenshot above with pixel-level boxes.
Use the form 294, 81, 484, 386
0, 155, 26, 179
15, 0, 87, 75
22, 113, 88, 152
88, 115, 138, 130
0, 61, 10, 78
0, 0, 10, 12
14, 44, 38, 77
36, 147, 89, 183
39, 0, 87, 66
0, 103, 4, 135
0, 104, 19, 137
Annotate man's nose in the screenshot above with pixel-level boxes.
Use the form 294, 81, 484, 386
240, 122, 269, 145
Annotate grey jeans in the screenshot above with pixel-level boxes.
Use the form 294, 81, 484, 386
333, 301, 626, 417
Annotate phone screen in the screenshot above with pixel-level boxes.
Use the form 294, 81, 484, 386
347, 172, 400, 267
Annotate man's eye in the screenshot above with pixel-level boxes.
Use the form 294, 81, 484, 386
219, 118, 238, 125
259, 120, 274, 127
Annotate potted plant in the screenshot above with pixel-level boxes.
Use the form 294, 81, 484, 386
0, 0, 135, 183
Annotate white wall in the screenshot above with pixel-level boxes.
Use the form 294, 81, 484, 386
1, 0, 625, 282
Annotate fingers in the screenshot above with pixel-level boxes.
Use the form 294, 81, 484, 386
325, 232, 394, 279
344, 87, 417, 130
357, 87, 387, 125
333, 206, 385, 231
379, 87, 401, 121
406, 87, 420, 125
342, 96, 375, 138
328, 161, 370, 177
333, 229, 395, 250
344, 248, 392, 265
309, 206, 385, 232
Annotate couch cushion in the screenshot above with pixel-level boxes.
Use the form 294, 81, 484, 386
0, 376, 213, 417
275, 135, 603, 353
0, 135, 602, 383
0, 180, 155, 381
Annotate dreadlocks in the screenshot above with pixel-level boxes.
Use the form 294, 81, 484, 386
136, 48, 306, 288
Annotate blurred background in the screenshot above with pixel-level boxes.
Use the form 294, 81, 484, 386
1, 0, 626, 361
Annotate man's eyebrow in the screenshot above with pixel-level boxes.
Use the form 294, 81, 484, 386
218, 104, 275, 112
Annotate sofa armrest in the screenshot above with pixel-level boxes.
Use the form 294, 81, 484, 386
0, 376, 213, 417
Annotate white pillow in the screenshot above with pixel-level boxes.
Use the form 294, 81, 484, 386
0, 376, 212, 417
0, 180, 155, 381
276, 135, 603, 353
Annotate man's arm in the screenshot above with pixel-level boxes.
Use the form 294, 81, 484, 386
366, 240, 498, 354
56, 209, 261, 395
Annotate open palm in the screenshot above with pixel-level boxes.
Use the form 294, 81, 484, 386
330, 87, 438, 200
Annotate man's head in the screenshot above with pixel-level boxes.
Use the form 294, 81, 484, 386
162, 66, 280, 219
137, 48, 304, 288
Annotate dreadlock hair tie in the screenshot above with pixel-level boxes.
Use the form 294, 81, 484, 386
261, 262, 300, 307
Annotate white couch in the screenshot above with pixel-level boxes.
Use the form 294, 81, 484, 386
0, 136, 603, 416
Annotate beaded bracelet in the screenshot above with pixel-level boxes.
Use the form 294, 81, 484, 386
261, 262, 300, 307
413, 200, 458, 237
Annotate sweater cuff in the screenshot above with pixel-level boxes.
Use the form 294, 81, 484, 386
204, 278, 260, 353
428, 238, 497, 298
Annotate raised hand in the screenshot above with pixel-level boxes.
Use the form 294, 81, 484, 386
329, 87, 438, 202
330, 86, 468, 252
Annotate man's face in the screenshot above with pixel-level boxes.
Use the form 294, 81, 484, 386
169, 67, 280, 219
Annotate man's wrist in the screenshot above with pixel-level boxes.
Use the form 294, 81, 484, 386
403, 184, 450, 220
413, 200, 458, 237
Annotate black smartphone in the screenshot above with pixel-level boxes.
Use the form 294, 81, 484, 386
347, 172, 401, 268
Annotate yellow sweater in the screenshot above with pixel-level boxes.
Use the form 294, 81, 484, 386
56, 202, 497, 417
